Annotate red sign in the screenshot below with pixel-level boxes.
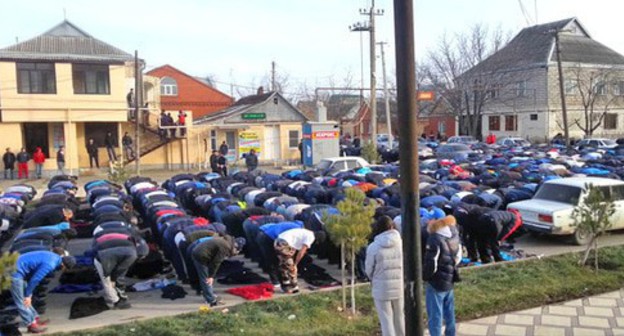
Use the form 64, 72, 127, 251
312, 131, 338, 140
417, 91, 435, 101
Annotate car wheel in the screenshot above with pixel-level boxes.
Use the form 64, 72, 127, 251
570, 228, 592, 246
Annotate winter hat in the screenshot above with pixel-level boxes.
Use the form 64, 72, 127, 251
62, 256, 77, 270
234, 237, 247, 251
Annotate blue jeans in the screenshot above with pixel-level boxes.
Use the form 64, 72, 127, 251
11, 276, 38, 326
425, 284, 456, 336
193, 258, 216, 304
35, 164, 42, 178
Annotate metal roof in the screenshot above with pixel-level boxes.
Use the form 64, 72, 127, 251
462, 18, 624, 77
0, 20, 133, 63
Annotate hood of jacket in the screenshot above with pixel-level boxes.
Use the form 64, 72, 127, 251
374, 229, 401, 248
35, 147, 42, 153
427, 215, 456, 238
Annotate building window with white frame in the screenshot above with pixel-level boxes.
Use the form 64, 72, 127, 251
604, 113, 617, 130
288, 130, 299, 148
515, 81, 527, 97
614, 81, 624, 96
565, 79, 578, 95
210, 130, 217, 151
160, 77, 178, 96
595, 81, 607, 95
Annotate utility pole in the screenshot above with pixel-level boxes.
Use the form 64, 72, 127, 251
271, 61, 276, 92
134, 51, 143, 175
378, 41, 393, 147
549, 29, 570, 148
359, 0, 384, 145
393, 0, 423, 335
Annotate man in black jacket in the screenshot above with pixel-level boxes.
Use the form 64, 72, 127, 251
104, 132, 117, 161
475, 209, 523, 263
87, 139, 99, 168
245, 149, 258, 172
423, 215, 462, 336
453, 202, 492, 262
16, 148, 30, 179
217, 152, 228, 176
219, 141, 229, 156
209, 150, 219, 173
3, 147, 16, 180
191, 236, 245, 306
122, 132, 135, 161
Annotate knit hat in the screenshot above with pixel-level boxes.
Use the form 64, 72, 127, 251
234, 237, 246, 252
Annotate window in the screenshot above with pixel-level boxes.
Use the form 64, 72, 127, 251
160, 77, 178, 96
505, 115, 517, 131
515, 81, 526, 97
487, 89, 498, 99
210, 130, 217, 151
72, 64, 110, 94
604, 113, 617, 130
565, 79, 577, 95
614, 81, 624, 96
530, 114, 538, 121
595, 81, 607, 95
488, 116, 500, 131
534, 184, 581, 205
346, 160, 360, 169
16, 62, 56, 94
289, 130, 300, 148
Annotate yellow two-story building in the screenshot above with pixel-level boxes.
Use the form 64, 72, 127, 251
0, 20, 155, 174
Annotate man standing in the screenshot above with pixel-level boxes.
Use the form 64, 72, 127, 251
219, 141, 229, 156
11, 248, 76, 333
32, 147, 45, 179
87, 138, 99, 168
159, 110, 167, 141
178, 110, 187, 137
423, 215, 462, 336
245, 149, 258, 172
122, 132, 135, 161
167, 112, 176, 138
273, 228, 317, 294
3, 147, 16, 180
298, 140, 303, 165
126, 89, 134, 120
191, 235, 245, 306
209, 150, 219, 173
217, 152, 228, 176
16, 148, 30, 179
56, 146, 66, 175
104, 132, 117, 162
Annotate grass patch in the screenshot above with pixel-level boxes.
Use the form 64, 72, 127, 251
54, 245, 624, 336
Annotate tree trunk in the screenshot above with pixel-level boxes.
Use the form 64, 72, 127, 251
594, 239, 599, 271
341, 242, 346, 312
580, 236, 596, 266
350, 247, 356, 316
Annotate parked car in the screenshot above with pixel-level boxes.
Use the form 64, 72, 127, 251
435, 143, 474, 161
315, 156, 370, 175
447, 136, 479, 146
508, 177, 624, 245
576, 138, 617, 150
377, 134, 398, 149
495, 137, 531, 148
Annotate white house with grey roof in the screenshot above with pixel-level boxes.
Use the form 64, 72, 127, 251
462, 18, 624, 142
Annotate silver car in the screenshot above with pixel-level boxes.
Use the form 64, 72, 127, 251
435, 144, 474, 161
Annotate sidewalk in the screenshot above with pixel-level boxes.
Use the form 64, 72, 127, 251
456, 289, 624, 336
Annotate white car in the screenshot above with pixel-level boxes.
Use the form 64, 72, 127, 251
316, 156, 370, 175
496, 137, 531, 147
508, 177, 624, 245
576, 138, 617, 150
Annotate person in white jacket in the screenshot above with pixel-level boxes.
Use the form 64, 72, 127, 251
365, 216, 405, 336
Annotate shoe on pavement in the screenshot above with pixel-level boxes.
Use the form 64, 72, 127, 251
209, 296, 224, 307
114, 298, 132, 310
27, 322, 47, 334
36, 317, 50, 326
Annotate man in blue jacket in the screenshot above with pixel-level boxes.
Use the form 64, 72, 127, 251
11, 248, 76, 333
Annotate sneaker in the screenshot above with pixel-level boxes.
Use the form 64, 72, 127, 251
27, 322, 47, 334
35, 317, 50, 326
209, 296, 224, 307
291, 286, 300, 294
114, 298, 132, 310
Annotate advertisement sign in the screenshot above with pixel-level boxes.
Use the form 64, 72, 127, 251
312, 131, 339, 140
238, 130, 261, 155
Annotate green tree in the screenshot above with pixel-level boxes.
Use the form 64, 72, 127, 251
0, 252, 19, 291
324, 188, 375, 315
108, 160, 131, 185
571, 183, 615, 270
360, 140, 380, 164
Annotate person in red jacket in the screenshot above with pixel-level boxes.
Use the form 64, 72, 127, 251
178, 110, 187, 137
32, 147, 45, 179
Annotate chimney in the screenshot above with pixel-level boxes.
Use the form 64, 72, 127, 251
316, 101, 327, 122
257, 86, 264, 95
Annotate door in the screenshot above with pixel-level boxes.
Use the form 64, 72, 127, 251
225, 131, 236, 160
264, 126, 281, 161
23, 123, 50, 157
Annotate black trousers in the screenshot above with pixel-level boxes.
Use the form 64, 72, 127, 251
89, 154, 99, 168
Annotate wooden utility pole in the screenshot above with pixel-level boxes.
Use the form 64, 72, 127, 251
393, 0, 424, 334
134, 51, 142, 175
360, 0, 384, 145
553, 31, 570, 148
378, 41, 393, 147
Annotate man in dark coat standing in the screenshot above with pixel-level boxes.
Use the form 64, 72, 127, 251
217, 152, 228, 176
219, 141, 229, 156
87, 138, 99, 168
16, 148, 30, 179
104, 132, 117, 161
245, 149, 258, 172
209, 150, 219, 173
3, 147, 16, 180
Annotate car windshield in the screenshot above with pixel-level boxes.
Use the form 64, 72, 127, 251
514, 139, 530, 146
317, 160, 331, 170
603, 139, 616, 146
447, 144, 470, 151
534, 184, 582, 205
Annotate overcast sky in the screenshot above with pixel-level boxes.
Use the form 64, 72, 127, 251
1, 0, 623, 98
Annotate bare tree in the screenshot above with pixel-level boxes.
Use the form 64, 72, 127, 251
420, 24, 513, 137
568, 66, 622, 136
